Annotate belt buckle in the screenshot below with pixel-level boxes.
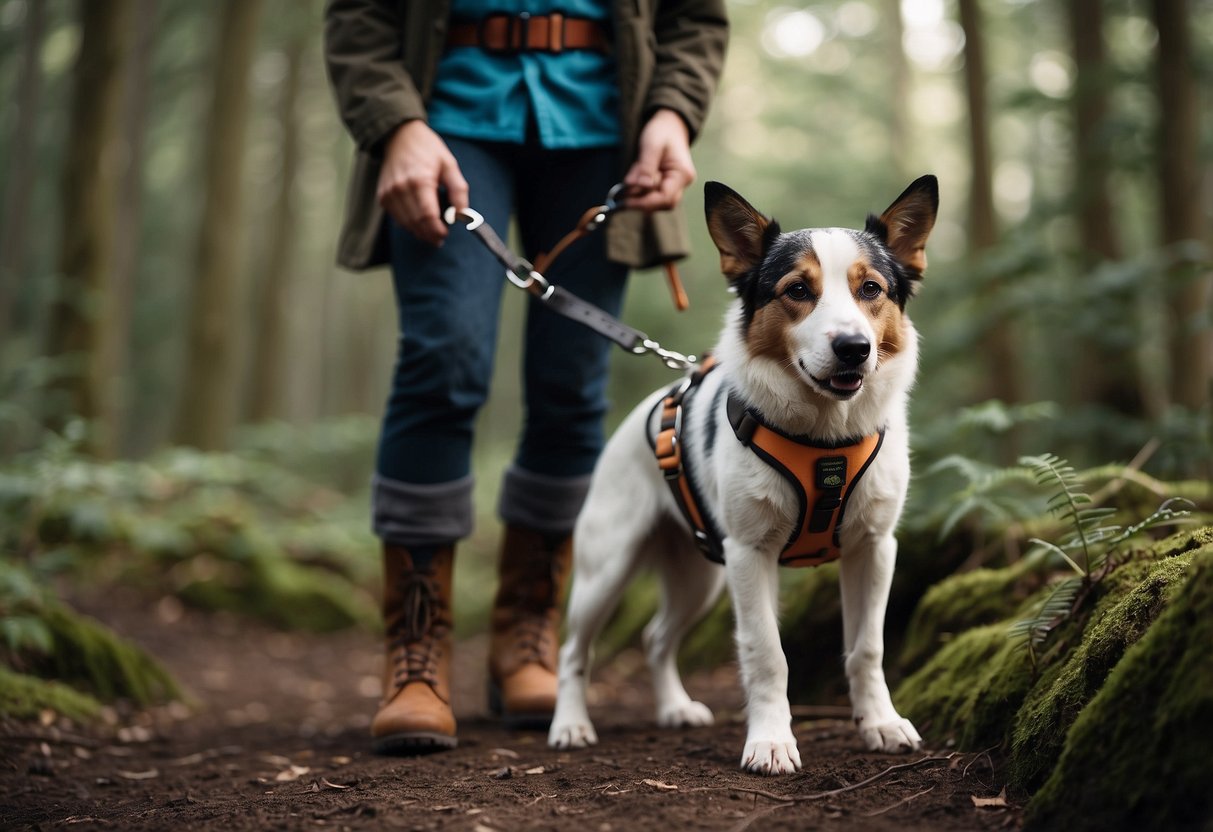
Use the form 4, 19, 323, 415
479, 11, 530, 55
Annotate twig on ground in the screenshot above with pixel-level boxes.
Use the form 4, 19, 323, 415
686, 785, 794, 803
962, 745, 999, 779
862, 786, 935, 817
798, 754, 956, 801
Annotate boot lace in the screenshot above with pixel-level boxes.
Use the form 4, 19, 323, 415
388, 569, 449, 690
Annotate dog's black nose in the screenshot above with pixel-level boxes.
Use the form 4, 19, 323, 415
832, 334, 871, 367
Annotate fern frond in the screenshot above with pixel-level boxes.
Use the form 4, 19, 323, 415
1027, 538, 1086, 576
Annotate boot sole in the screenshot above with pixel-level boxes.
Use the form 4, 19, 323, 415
372, 731, 458, 756
488, 681, 553, 731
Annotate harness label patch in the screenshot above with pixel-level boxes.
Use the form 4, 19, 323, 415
816, 456, 848, 489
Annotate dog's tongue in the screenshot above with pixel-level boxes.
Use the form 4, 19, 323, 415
830, 373, 863, 392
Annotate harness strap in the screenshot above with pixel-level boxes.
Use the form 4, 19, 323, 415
652, 356, 725, 563
727, 396, 884, 566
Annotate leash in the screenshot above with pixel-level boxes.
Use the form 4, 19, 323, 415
443, 184, 696, 371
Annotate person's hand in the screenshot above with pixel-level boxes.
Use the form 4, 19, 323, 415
376, 120, 469, 246
623, 108, 695, 212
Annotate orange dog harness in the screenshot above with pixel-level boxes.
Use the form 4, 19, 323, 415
653, 360, 884, 567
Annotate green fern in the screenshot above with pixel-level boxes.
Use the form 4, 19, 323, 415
1004, 456, 1193, 669
1008, 454, 1192, 670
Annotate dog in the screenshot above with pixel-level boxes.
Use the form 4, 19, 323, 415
547, 176, 939, 774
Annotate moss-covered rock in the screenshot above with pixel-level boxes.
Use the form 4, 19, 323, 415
895, 524, 1213, 829
30, 604, 180, 706
1025, 547, 1213, 830
0, 665, 102, 722
1010, 553, 1193, 790
899, 557, 1046, 673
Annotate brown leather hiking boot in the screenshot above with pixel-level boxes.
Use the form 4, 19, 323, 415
488, 525, 572, 728
371, 544, 457, 754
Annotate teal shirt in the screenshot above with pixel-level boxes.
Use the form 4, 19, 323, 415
428, 0, 621, 149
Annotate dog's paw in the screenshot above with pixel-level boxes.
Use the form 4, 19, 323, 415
857, 716, 922, 753
657, 700, 714, 729
548, 719, 598, 750
739, 740, 801, 775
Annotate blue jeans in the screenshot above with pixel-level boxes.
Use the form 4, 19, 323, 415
372, 136, 628, 547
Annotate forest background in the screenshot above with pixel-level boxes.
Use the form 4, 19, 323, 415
2, 0, 1209, 475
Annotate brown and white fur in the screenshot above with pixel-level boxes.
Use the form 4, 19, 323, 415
548, 177, 939, 774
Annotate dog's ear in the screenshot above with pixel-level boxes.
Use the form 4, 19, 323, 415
704, 182, 779, 281
865, 175, 938, 277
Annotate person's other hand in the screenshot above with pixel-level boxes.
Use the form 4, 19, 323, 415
623, 108, 695, 212
376, 120, 469, 246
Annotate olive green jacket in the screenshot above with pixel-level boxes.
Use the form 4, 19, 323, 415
323, 0, 728, 270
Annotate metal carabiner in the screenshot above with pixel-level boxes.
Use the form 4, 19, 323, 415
632, 338, 697, 371
585, 183, 630, 231
506, 266, 555, 300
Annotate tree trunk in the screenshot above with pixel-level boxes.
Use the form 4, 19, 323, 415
176, 0, 265, 450
43, 0, 133, 454
885, 0, 912, 180
110, 0, 159, 455
0, 0, 47, 342
958, 0, 1021, 407
1068, 0, 1150, 417
247, 27, 305, 423
1152, 0, 1211, 414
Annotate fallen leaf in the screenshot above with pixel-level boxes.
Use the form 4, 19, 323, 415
275, 765, 310, 782
643, 779, 679, 791
330, 756, 352, 766
321, 778, 350, 790
489, 748, 519, 759
116, 769, 160, 781
489, 767, 512, 780
523, 766, 545, 775
971, 788, 1008, 808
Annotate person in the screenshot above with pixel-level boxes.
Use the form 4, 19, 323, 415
323, 0, 728, 754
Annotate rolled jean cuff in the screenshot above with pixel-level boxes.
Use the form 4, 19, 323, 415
372, 473, 474, 546
498, 465, 593, 535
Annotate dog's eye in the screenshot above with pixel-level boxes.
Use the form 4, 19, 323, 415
859, 280, 883, 300
785, 281, 812, 302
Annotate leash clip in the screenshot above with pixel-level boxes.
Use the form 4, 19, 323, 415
633, 338, 697, 371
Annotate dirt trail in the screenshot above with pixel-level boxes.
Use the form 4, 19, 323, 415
2, 595, 1022, 830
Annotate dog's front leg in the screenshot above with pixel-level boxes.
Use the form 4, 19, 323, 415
726, 542, 801, 775
839, 534, 921, 752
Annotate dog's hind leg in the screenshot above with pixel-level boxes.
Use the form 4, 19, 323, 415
644, 526, 725, 729
838, 534, 922, 753
547, 500, 652, 750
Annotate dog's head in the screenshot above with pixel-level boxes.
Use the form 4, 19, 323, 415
705, 176, 938, 403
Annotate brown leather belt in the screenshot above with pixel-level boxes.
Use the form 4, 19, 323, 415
446, 13, 610, 54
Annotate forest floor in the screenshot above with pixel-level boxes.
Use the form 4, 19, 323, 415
2, 592, 1022, 831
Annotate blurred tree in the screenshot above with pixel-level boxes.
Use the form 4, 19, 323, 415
1152, 0, 1211, 414
958, 0, 1021, 411
247, 18, 307, 423
44, 0, 134, 455
0, 0, 46, 344
885, 0, 911, 181
1068, 0, 1145, 417
110, 0, 159, 454
177, 0, 265, 449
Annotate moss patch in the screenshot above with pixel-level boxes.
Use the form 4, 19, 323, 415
1025, 547, 1213, 830
899, 557, 1045, 673
0, 665, 103, 722
28, 604, 180, 706
1009, 553, 1193, 790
